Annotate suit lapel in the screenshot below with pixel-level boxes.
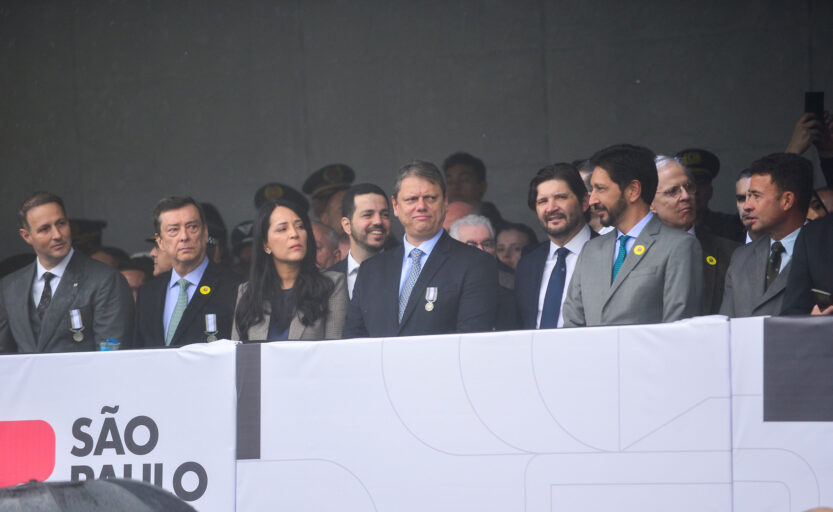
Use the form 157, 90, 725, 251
749, 237, 771, 301
604, 216, 658, 304
385, 245, 404, 333
171, 261, 217, 345
758, 259, 790, 307
398, 233, 450, 333
39, 253, 83, 350
529, 243, 548, 301
288, 312, 305, 339
9, 263, 38, 351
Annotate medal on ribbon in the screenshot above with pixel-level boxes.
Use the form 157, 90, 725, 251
69, 309, 84, 342
205, 313, 218, 342
425, 287, 438, 312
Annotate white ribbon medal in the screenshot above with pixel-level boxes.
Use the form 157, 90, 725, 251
205, 314, 218, 342
425, 287, 438, 312
69, 309, 84, 342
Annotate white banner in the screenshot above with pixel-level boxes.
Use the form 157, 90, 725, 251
239, 316, 734, 511
0, 341, 237, 512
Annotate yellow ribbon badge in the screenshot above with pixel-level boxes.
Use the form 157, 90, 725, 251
706, 255, 717, 266
200, 286, 211, 295
633, 245, 645, 255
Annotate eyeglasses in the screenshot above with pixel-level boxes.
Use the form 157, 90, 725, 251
466, 239, 496, 250
661, 182, 696, 199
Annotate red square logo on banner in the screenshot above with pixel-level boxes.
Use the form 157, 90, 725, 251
0, 420, 56, 486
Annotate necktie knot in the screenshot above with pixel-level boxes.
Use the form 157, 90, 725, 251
771, 241, 785, 257
178, 278, 190, 289
555, 247, 570, 260
43, 272, 55, 285
409, 248, 423, 262
765, 241, 786, 290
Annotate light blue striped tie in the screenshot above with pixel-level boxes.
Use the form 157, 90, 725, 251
166, 278, 190, 346
399, 248, 423, 323
612, 235, 631, 283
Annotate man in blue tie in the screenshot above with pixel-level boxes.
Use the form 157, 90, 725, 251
562, 144, 703, 327
343, 160, 498, 338
515, 163, 595, 329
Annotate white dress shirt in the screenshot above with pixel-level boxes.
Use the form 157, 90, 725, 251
345, 251, 360, 299
536, 225, 592, 328
163, 256, 209, 340
771, 226, 801, 274
399, 230, 443, 295
32, 248, 74, 306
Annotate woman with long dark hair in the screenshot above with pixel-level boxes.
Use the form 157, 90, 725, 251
231, 200, 348, 341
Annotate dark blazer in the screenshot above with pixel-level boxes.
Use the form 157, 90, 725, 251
134, 259, 241, 347
719, 234, 795, 318
0, 251, 134, 353
328, 258, 347, 275
514, 229, 599, 329
343, 231, 498, 338
782, 215, 833, 315
696, 229, 740, 315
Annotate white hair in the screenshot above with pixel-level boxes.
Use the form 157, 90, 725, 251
449, 214, 494, 240
655, 155, 694, 180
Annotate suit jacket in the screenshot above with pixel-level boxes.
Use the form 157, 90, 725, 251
134, 259, 241, 347
696, 229, 740, 315
230, 270, 348, 341
343, 231, 498, 338
562, 214, 703, 327
328, 258, 347, 275
782, 215, 833, 314
495, 262, 518, 331
719, 233, 795, 318
0, 251, 134, 353
514, 229, 599, 329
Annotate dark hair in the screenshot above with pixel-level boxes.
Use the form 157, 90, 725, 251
736, 168, 752, 181
234, 199, 335, 340
527, 163, 588, 210
341, 183, 389, 220
442, 152, 486, 182
91, 246, 131, 266
18, 191, 66, 230
152, 196, 206, 235
119, 257, 153, 282
748, 153, 814, 215
497, 222, 538, 247
392, 160, 446, 198
589, 144, 658, 204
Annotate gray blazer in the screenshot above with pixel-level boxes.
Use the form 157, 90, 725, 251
562, 214, 703, 327
0, 251, 134, 353
719, 234, 793, 318
231, 270, 348, 341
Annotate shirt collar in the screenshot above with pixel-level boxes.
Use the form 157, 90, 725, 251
346, 251, 360, 275
169, 255, 209, 290
771, 225, 802, 257
36, 247, 74, 280
549, 224, 592, 259
617, 211, 654, 239
402, 229, 443, 258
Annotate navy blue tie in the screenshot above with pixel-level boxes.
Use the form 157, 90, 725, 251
540, 247, 569, 329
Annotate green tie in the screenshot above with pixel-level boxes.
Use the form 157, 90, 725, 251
166, 278, 190, 346
612, 235, 631, 283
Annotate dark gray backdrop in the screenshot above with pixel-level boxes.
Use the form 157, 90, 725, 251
2, 0, 831, 259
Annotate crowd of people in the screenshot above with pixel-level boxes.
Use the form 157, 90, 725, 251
0, 111, 831, 352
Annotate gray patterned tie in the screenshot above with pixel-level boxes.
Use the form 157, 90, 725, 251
399, 248, 424, 323
166, 278, 190, 346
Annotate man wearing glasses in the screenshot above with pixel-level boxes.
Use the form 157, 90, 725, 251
449, 215, 517, 330
651, 156, 739, 315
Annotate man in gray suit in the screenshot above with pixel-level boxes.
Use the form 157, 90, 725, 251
720, 153, 813, 317
562, 144, 703, 327
0, 192, 134, 353
651, 156, 739, 315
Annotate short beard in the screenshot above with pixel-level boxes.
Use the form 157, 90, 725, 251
598, 195, 628, 228
540, 212, 582, 241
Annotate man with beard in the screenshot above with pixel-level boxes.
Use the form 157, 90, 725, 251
515, 163, 595, 329
331, 183, 392, 298
562, 144, 703, 327
651, 156, 739, 315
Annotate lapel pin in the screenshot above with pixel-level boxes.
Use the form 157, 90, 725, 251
706, 255, 717, 266
633, 245, 645, 255
200, 286, 211, 295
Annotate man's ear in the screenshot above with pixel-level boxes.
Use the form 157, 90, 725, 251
781, 190, 796, 211
341, 216, 352, 237
19, 228, 32, 247
626, 180, 643, 203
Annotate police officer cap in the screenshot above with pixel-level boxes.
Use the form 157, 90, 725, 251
675, 148, 720, 181
231, 220, 254, 255
254, 183, 309, 212
302, 164, 355, 199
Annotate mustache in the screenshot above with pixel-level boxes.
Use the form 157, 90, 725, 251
365, 224, 388, 233
545, 212, 566, 221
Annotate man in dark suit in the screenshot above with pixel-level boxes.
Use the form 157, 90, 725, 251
515, 163, 595, 329
782, 213, 833, 315
720, 153, 813, 317
344, 160, 498, 338
0, 192, 134, 353
651, 156, 739, 315
330, 183, 391, 299
134, 197, 240, 347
